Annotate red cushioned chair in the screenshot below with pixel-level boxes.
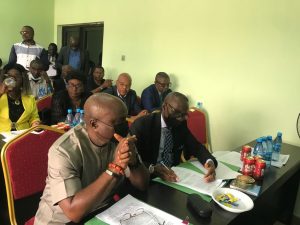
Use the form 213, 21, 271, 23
36, 94, 52, 125
1, 125, 64, 225
182, 107, 211, 161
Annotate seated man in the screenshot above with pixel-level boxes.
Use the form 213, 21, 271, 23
141, 72, 172, 112
104, 73, 148, 121
86, 65, 113, 93
130, 92, 217, 182
51, 71, 91, 124
53, 64, 74, 93
28, 59, 53, 99
34, 93, 149, 224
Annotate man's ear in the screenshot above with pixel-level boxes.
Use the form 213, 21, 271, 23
90, 119, 98, 129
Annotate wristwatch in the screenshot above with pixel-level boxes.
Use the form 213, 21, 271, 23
149, 164, 155, 174
105, 169, 119, 178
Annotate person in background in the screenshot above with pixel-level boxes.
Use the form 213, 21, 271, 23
104, 73, 148, 122
46, 43, 59, 80
8, 25, 48, 70
141, 72, 172, 112
0, 58, 2, 74
0, 63, 40, 132
34, 93, 149, 224
86, 65, 112, 93
56, 36, 90, 76
53, 64, 74, 93
51, 70, 91, 124
130, 92, 217, 182
28, 59, 53, 99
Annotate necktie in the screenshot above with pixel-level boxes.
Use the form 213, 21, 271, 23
162, 127, 173, 167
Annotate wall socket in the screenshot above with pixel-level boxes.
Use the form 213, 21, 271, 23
121, 55, 126, 61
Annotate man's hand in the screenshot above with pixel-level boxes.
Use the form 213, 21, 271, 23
113, 133, 135, 170
154, 164, 178, 182
102, 79, 113, 89
0, 83, 8, 95
204, 161, 216, 182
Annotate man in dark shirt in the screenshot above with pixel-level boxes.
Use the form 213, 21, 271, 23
104, 73, 148, 122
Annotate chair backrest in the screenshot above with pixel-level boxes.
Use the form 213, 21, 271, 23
36, 94, 52, 112
36, 94, 52, 125
1, 125, 64, 225
187, 107, 210, 151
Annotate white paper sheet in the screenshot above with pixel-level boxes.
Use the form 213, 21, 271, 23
96, 194, 182, 225
271, 154, 290, 168
0, 130, 28, 143
190, 160, 241, 180
170, 167, 223, 196
213, 151, 243, 169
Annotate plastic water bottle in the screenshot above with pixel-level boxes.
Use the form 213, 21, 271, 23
272, 132, 282, 161
272, 143, 281, 161
73, 108, 81, 126
253, 138, 263, 157
65, 109, 73, 126
265, 136, 273, 168
79, 109, 84, 124
196, 102, 203, 109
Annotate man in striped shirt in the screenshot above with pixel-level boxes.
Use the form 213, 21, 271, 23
8, 25, 49, 70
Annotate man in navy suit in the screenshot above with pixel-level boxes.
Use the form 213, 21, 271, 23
141, 72, 172, 112
130, 92, 217, 182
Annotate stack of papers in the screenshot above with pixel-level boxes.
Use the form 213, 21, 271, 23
171, 166, 223, 196
213, 151, 243, 169
271, 154, 290, 168
96, 194, 182, 225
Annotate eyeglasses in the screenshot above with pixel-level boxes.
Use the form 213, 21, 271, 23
94, 119, 128, 133
167, 103, 188, 119
155, 81, 171, 88
20, 31, 29, 35
67, 83, 83, 89
120, 208, 164, 225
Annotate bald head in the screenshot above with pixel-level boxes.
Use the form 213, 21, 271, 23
164, 92, 189, 107
116, 73, 132, 96
84, 93, 128, 122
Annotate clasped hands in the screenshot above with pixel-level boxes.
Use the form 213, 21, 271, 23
112, 133, 137, 174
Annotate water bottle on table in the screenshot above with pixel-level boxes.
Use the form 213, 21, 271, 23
73, 108, 81, 126
272, 132, 282, 161
65, 109, 73, 126
253, 138, 263, 156
79, 109, 84, 123
265, 136, 273, 168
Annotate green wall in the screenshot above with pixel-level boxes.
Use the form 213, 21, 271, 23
54, 0, 300, 151
1, 0, 54, 65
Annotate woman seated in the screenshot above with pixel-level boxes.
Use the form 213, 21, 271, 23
86, 65, 112, 93
0, 63, 40, 132
51, 71, 92, 124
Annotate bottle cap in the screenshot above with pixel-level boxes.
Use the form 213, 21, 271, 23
267, 136, 272, 140
80, 109, 84, 113
67, 109, 72, 113
256, 138, 262, 142
277, 132, 282, 136
76, 108, 81, 112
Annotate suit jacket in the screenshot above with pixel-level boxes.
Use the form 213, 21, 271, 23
141, 84, 172, 112
56, 46, 90, 76
104, 86, 141, 116
129, 112, 217, 168
0, 94, 40, 132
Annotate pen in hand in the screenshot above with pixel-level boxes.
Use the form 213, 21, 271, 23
160, 161, 179, 182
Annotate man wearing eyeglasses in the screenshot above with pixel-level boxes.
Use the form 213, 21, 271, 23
141, 72, 172, 112
8, 25, 49, 70
130, 92, 217, 183
35, 93, 149, 224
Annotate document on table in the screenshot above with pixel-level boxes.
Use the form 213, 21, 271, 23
0, 130, 27, 143
96, 194, 182, 225
213, 151, 243, 169
271, 154, 290, 168
171, 166, 223, 196
190, 160, 241, 180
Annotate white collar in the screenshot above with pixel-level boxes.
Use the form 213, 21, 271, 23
161, 114, 167, 128
117, 89, 127, 98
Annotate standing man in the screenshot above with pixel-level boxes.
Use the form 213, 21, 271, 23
46, 43, 59, 80
130, 92, 217, 182
141, 72, 172, 112
8, 25, 48, 70
35, 93, 149, 224
56, 36, 90, 76
104, 73, 148, 122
